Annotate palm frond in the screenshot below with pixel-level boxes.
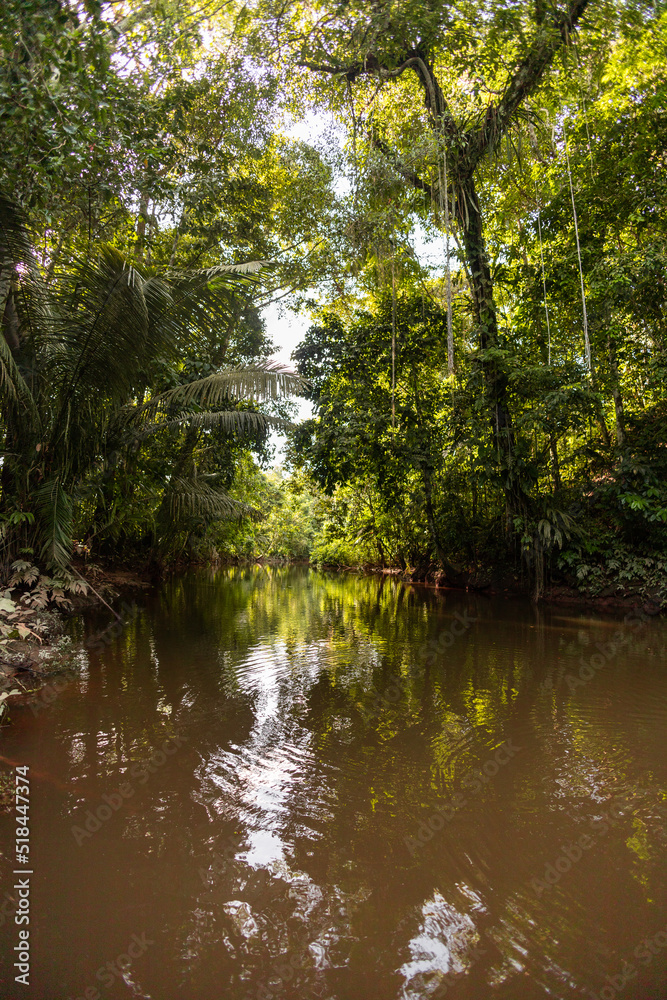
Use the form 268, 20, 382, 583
166, 477, 258, 521
185, 410, 294, 433
161, 261, 266, 345
50, 246, 175, 409
0, 330, 39, 420
141, 361, 306, 416
33, 479, 73, 569
49, 251, 269, 414
129, 408, 294, 440
166, 260, 267, 282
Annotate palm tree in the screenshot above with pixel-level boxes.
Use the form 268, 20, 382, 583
0, 195, 304, 570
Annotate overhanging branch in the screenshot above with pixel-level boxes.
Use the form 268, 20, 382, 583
370, 132, 430, 193
300, 49, 459, 139
466, 0, 592, 171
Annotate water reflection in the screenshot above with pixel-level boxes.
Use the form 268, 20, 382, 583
0, 566, 666, 999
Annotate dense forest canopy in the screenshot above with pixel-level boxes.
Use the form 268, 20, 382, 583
1, 0, 666, 603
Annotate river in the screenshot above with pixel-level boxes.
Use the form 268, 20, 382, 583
1, 566, 666, 999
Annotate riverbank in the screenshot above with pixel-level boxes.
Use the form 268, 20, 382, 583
0, 563, 152, 718
323, 561, 666, 615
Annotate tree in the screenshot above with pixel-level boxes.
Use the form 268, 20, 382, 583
0, 196, 304, 569
252, 0, 658, 506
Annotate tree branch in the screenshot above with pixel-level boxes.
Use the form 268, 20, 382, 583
401, 52, 458, 138
298, 60, 357, 77
300, 50, 458, 140
370, 133, 430, 193
466, 0, 592, 171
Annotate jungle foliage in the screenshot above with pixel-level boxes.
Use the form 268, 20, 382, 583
1, 0, 666, 604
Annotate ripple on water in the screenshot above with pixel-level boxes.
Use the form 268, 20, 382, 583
398, 892, 480, 999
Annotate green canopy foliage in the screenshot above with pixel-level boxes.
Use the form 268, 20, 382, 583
1, 0, 666, 602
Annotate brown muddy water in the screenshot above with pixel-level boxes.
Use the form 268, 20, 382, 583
1, 566, 666, 1000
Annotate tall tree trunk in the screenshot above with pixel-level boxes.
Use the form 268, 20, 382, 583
612, 385, 625, 447
457, 177, 519, 506
305, 0, 593, 516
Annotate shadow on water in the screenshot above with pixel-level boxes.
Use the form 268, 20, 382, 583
1, 566, 666, 999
